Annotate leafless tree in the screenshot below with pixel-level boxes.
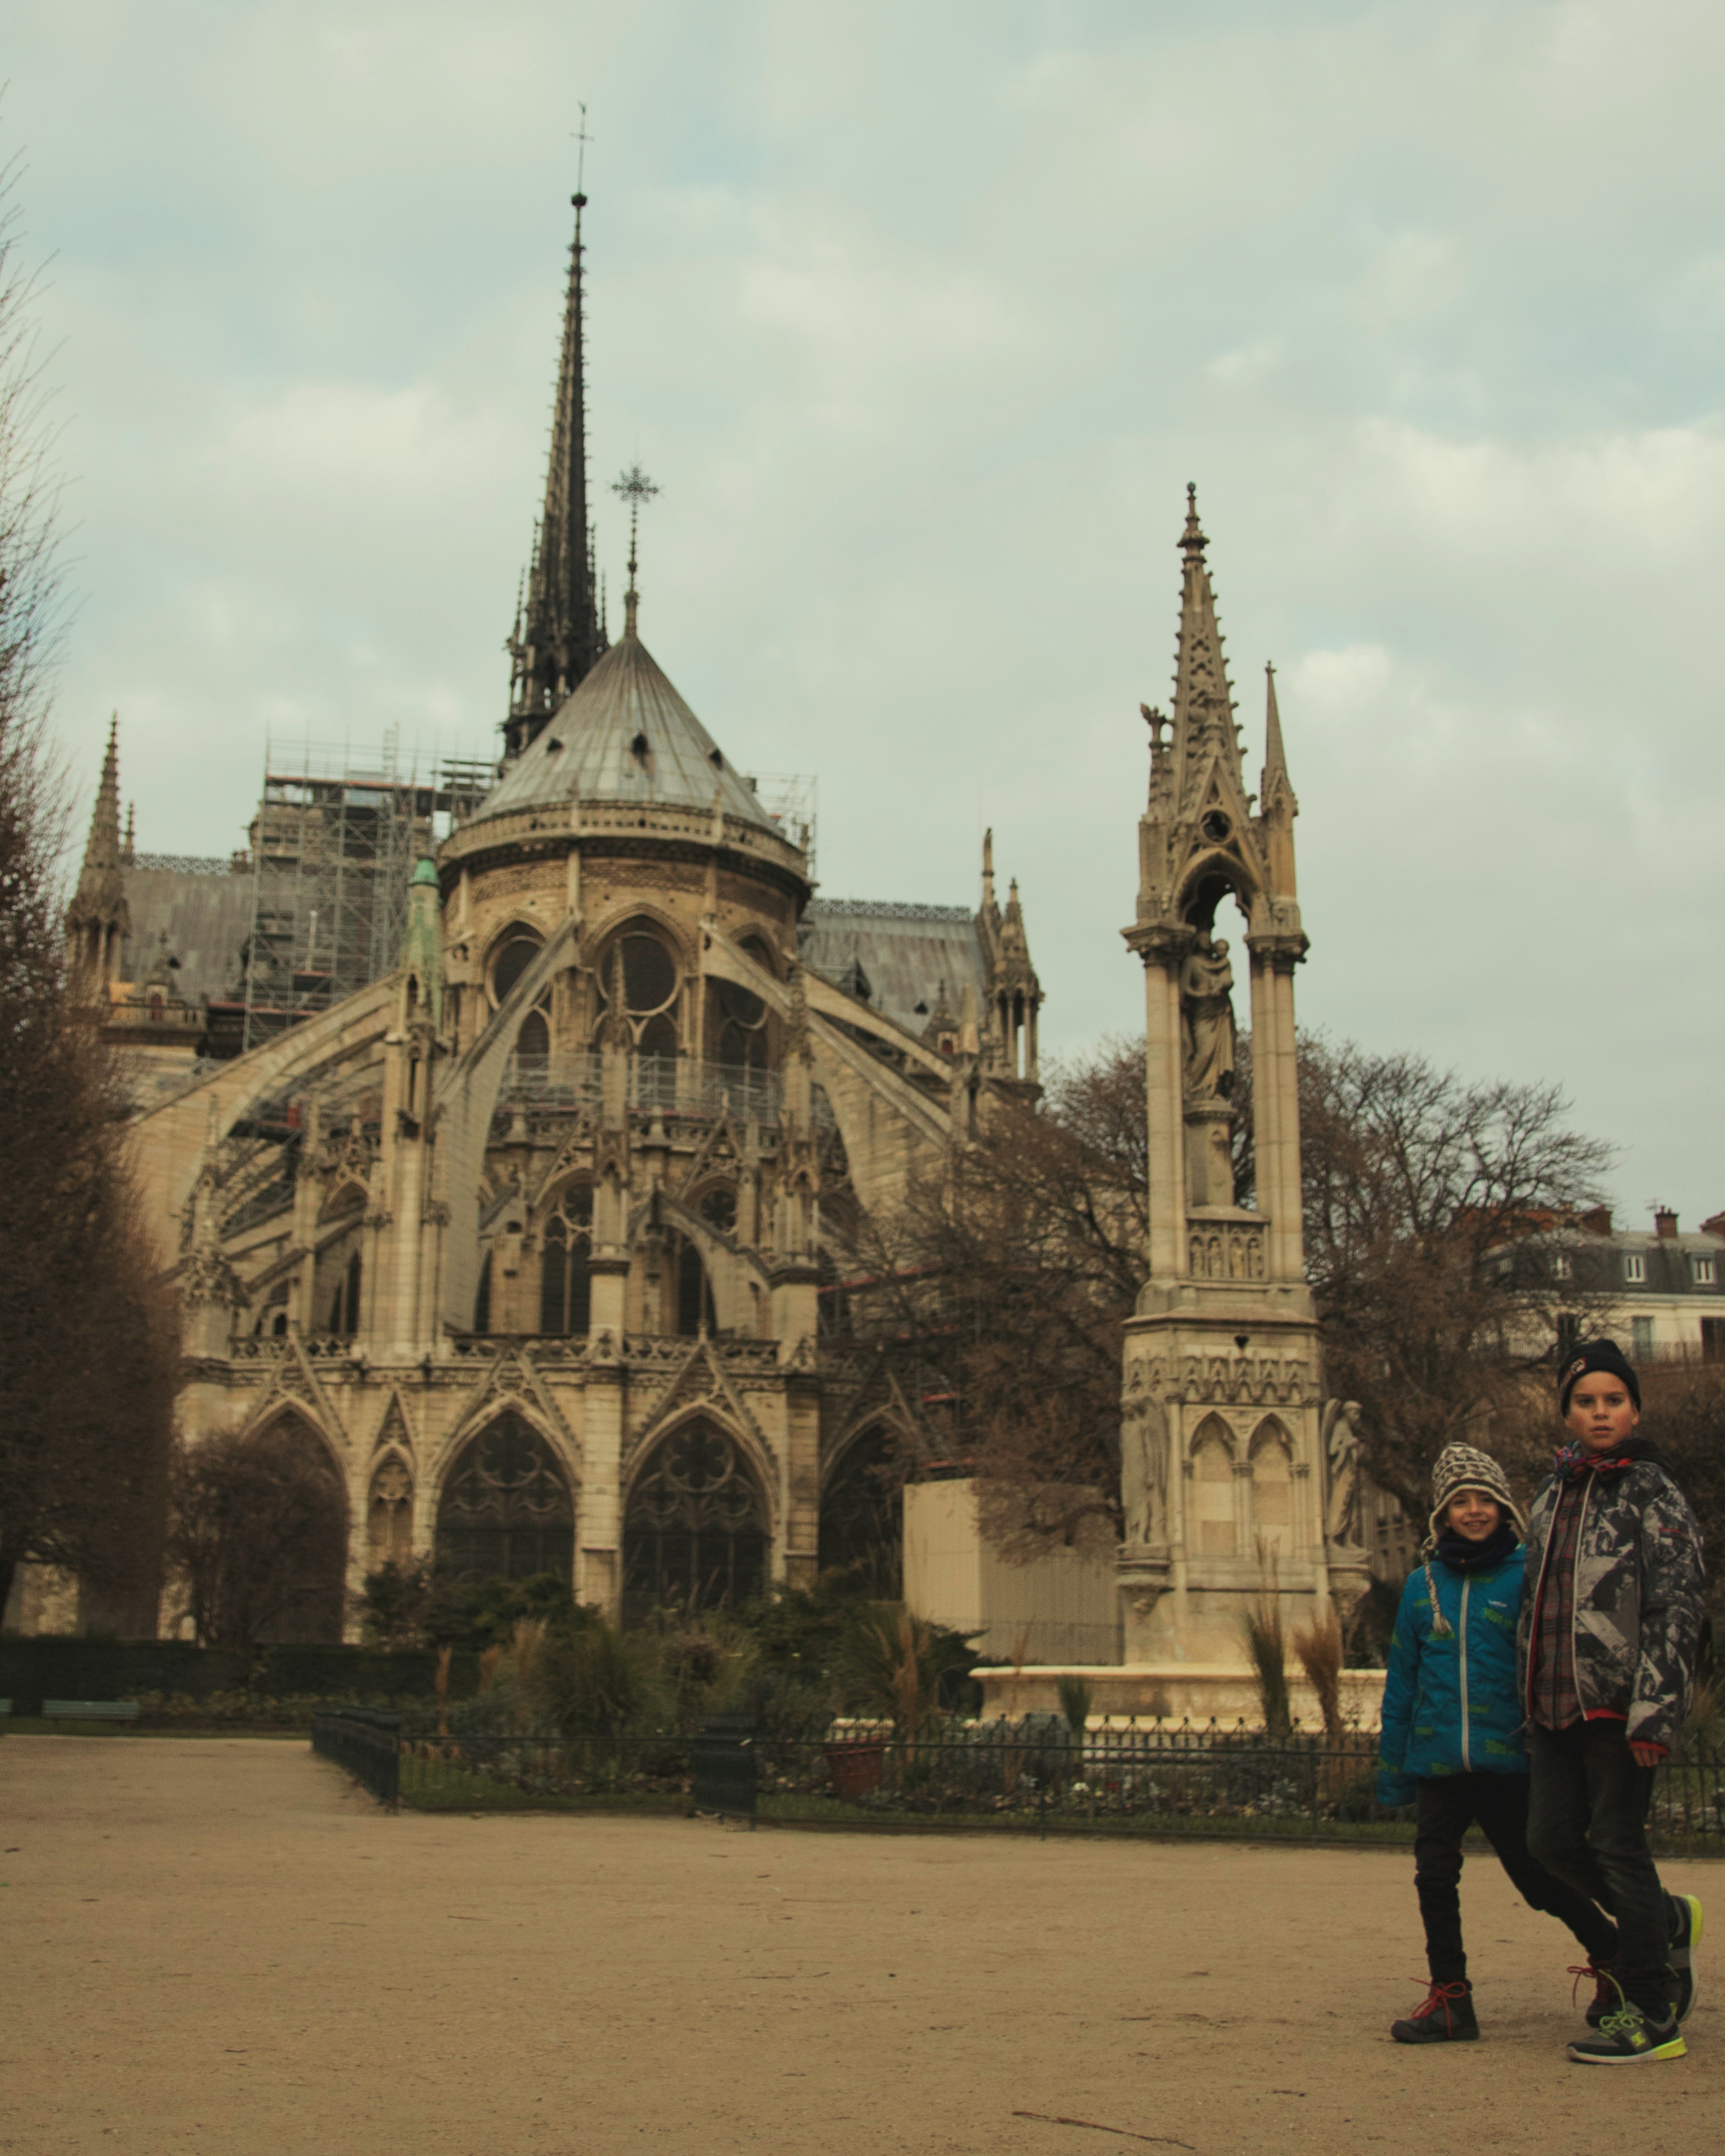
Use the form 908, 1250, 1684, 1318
1300, 1035, 1615, 1521
165, 1427, 348, 1649
836, 1030, 1612, 1564
0, 152, 177, 1630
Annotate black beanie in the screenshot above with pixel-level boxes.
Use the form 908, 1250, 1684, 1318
1558, 1337, 1641, 1414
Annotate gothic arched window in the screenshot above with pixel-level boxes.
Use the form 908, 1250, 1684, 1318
541, 1186, 594, 1336
593, 920, 680, 1057
436, 1413, 575, 1583
328, 1248, 362, 1336
674, 1232, 715, 1337
490, 928, 543, 1006
516, 1007, 551, 1065
250, 1414, 349, 1645
622, 1422, 767, 1622
818, 1428, 903, 1598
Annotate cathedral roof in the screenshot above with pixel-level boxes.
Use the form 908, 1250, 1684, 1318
469, 617, 778, 835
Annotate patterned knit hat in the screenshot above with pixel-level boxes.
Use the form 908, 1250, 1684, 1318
1420, 1442, 1526, 1636
1424, 1441, 1527, 1551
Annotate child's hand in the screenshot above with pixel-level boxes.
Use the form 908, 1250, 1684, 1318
1628, 1741, 1667, 1768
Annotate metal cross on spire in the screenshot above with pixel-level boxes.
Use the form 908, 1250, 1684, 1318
571, 104, 592, 198
611, 462, 660, 633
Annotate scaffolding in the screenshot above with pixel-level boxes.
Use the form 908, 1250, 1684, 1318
752, 773, 818, 881
233, 734, 498, 1053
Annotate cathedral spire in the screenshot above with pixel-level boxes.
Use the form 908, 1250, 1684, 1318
66, 714, 130, 992
505, 190, 606, 760
1168, 484, 1238, 803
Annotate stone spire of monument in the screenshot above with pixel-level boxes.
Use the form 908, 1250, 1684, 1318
1168, 485, 1241, 808
504, 189, 606, 760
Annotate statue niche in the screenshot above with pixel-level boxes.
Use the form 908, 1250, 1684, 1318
1180, 934, 1235, 1100
1180, 933, 1238, 1209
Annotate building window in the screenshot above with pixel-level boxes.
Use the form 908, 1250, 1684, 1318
437, 1414, 574, 1582
540, 1186, 594, 1335
1552, 1252, 1573, 1281
1632, 1316, 1654, 1361
594, 921, 680, 1056
1694, 1255, 1716, 1286
1702, 1317, 1725, 1363
490, 928, 544, 1006
1623, 1253, 1646, 1284
622, 1422, 767, 1622
1557, 1312, 1581, 1358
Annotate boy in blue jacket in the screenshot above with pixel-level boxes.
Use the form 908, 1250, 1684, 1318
1379, 1441, 1619, 2042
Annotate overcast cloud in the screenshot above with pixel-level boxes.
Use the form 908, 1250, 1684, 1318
9, 0, 1724, 1223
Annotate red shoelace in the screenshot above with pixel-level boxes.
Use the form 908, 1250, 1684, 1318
1569, 1960, 1617, 2009
1405, 1979, 1470, 2027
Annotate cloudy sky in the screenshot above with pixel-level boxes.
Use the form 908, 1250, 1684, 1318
11, 1, 1724, 1223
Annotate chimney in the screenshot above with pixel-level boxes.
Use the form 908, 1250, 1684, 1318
1654, 1207, 1679, 1240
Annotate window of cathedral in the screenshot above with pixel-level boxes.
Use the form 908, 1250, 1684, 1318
489, 928, 544, 1006
328, 1249, 362, 1337
818, 1428, 904, 1598
473, 1250, 492, 1335
714, 978, 768, 1072
541, 1186, 594, 1335
675, 1233, 716, 1336
622, 1422, 767, 1623
436, 1413, 574, 1582
593, 920, 681, 1054
253, 1414, 349, 1644
697, 1185, 737, 1235
516, 1007, 551, 1065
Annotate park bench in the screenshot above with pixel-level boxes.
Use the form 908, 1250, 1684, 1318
40, 1700, 140, 1723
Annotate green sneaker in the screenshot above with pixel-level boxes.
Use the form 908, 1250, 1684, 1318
1670, 1894, 1703, 2024
1568, 2001, 1686, 2065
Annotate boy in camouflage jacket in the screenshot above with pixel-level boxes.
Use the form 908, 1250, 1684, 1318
1519, 1338, 1707, 2064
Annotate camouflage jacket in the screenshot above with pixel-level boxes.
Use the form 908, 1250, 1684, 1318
1516, 1439, 1707, 1754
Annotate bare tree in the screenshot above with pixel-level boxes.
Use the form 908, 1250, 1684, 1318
1300, 1035, 1615, 1521
0, 151, 177, 1629
836, 1030, 1612, 1564
165, 1427, 348, 1649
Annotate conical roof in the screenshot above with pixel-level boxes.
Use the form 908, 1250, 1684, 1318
471, 621, 778, 834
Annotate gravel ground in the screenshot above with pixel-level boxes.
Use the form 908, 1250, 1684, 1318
1, 1735, 1722, 2155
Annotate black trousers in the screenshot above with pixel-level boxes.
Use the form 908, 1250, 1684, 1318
1526, 1720, 1678, 2017
1415, 1772, 1619, 1985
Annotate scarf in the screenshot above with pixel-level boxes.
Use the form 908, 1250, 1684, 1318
1436, 1520, 1520, 1574
1553, 1434, 1666, 1481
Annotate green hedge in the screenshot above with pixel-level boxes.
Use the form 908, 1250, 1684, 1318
0, 1637, 478, 1717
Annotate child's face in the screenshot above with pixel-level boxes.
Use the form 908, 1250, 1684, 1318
1445, 1490, 1501, 1541
1565, 1374, 1640, 1451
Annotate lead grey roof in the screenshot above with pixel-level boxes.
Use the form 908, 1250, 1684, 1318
800, 900, 986, 1037
119, 860, 256, 1004
468, 626, 777, 833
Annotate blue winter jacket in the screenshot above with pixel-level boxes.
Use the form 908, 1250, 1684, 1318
1376, 1545, 1528, 1807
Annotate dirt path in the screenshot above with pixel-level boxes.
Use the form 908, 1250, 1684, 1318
1, 1736, 1722, 2155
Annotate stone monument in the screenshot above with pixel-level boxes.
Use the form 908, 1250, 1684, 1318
1116, 490, 1372, 1665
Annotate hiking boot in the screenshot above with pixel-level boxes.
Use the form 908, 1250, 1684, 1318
1567, 2001, 1685, 2065
1571, 1958, 1619, 2030
1669, 1893, 1703, 2024
1391, 1979, 1478, 2044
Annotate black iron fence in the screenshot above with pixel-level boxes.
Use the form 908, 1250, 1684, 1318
358, 1718, 1725, 1850
311, 1706, 402, 1811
